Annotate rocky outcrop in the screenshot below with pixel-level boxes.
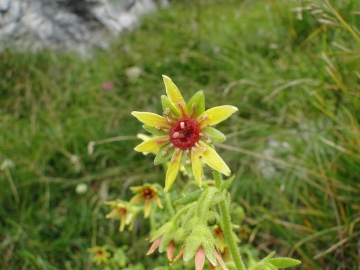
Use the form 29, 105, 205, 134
0, 0, 168, 53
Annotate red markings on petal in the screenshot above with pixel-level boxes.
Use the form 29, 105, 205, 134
146, 237, 162, 255
195, 246, 206, 270
167, 241, 175, 262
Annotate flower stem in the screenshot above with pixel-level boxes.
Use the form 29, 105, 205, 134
165, 193, 176, 216
173, 204, 192, 222
150, 205, 157, 232
213, 170, 246, 270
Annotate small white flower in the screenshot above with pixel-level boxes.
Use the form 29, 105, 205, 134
70, 155, 81, 173
125, 66, 142, 81
0, 159, 15, 171
88, 141, 95, 155
76, 183, 88, 194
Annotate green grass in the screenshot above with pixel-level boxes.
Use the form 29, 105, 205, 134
1, 0, 360, 269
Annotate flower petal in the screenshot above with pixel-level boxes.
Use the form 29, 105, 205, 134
154, 196, 163, 209
215, 249, 229, 270
191, 149, 203, 188
129, 193, 143, 205
104, 201, 120, 207
137, 133, 151, 142
164, 150, 183, 192
134, 136, 169, 153
171, 247, 184, 265
198, 105, 238, 128
147, 237, 162, 255
144, 199, 152, 218
119, 216, 126, 232
106, 209, 119, 219
198, 141, 231, 176
162, 75, 188, 116
167, 241, 175, 262
130, 185, 145, 192
87, 247, 98, 253
132, 111, 170, 128
195, 247, 206, 270
187, 91, 205, 118
125, 212, 134, 225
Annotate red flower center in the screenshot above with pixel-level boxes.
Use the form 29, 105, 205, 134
170, 117, 200, 150
143, 188, 155, 199
117, 207, 127, 215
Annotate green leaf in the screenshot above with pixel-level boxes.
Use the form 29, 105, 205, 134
220, 174, 235, 191
174, 190, 202, 205
201, 127, 226, 144
161, 95, 181, 118
154, 145, 174, 165
268, 258, 301, 268
263, 251, 276, 261
187, 91, 205, 117
143, 125, 168, 136
249, 262, 273, 270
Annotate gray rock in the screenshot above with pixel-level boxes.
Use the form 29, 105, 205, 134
0, 0, 168, 53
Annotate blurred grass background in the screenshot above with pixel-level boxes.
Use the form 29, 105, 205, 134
1, 0, 360, 269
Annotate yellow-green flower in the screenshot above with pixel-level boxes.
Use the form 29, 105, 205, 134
105, 200, 136, 232
87, 246, 111, 266
132, 75, 237, 192
130, 184, 163, 218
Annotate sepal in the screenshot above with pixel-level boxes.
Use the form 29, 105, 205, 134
201, 127, 226, 144
143, 125, 168, 136
174, 190, 202, 206
220, 174, 235, 191
183, 224, 217, 266
161, 95, 181, 118
154, 145, 175, 165
151, 221, 177, 243
187, 91, 205, 117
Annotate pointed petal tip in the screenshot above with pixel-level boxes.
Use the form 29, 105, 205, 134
199, 105, 238, 128
164, 151, 182, 193
147, 237, 162, 255
198, 141, 231, 176
134, 145, 144, 152
131, 111, 139, 117
226, 105, 238, 113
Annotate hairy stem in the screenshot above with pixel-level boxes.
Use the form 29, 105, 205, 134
213, 170, 246, 270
